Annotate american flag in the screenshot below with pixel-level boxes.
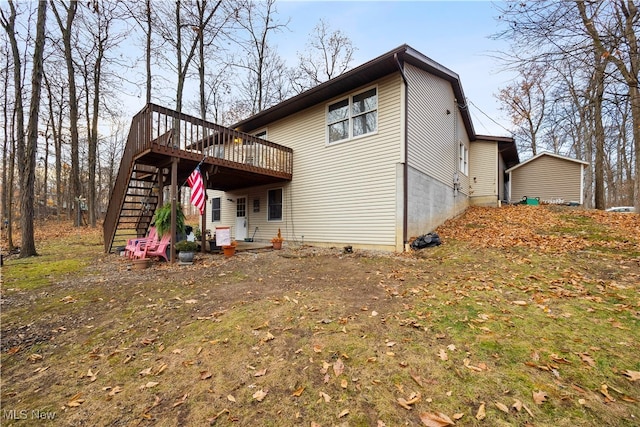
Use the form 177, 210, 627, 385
187, 166, 205, 215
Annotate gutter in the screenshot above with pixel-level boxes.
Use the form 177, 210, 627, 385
394, 53, 409, 250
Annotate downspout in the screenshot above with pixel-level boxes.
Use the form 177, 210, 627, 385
394, 53, 409, 250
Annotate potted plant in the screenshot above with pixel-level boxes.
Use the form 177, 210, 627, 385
154, 203, 185, 238
222, 240, 237, 257
271, 228, 284, 250
175, 240, 198, 264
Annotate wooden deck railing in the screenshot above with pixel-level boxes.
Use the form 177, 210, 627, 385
145, 104, 293, 175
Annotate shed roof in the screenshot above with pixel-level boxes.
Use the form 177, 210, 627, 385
505, 151, 589, 173
234, 44, 491, 142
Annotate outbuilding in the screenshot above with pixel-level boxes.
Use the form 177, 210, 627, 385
505, 152, 589, 205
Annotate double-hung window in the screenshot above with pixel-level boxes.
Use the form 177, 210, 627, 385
459, 142, 468, 175
268, 188, 282, 221
211, 197, 221, 222
327, 87, 377, 144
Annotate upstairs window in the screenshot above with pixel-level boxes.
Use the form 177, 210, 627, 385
327, 87, 377, 144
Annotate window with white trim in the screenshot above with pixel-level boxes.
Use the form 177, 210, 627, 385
459, 142, 468, 175
268, 188, 282, 221
327, 87, 377, 143
211, 197, 221, 222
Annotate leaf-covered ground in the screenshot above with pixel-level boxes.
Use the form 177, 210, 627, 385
1, 205, 639, 426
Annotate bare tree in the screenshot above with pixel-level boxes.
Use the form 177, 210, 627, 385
233, 0, 289, 114
496, 64, 548, 157
1, 0, 29, 251
291, 18, 356, 93
493, 0, 635, 209
19, 0, 47, 256
576, 0, 639, 210
194, 0, 231, 120
50, 0, 82, 224
43, 70, 67, 220
122, 0, 154, 104
76, 0, 129, 226
1, 34, 16, 251
155, 0, 223, 113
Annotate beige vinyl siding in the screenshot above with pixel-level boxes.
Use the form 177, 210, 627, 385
510, 155, 584, 204
213, 74, 403, 249
405, 64, 471, 194
469, 141, 498, 205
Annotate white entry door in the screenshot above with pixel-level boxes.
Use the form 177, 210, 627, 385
235, 197, 247, 240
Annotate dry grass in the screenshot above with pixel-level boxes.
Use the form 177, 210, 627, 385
1, 206, 639, 426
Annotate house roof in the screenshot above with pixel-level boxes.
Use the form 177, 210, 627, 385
234, 44, 483, 141
475, 134, 520, 169
505, 151, 589, 173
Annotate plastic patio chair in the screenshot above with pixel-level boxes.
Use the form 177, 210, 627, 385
124, 227, 157, 259
133, 233, 171, 262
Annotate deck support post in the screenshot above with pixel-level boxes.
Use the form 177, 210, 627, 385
170, 157, 178, 263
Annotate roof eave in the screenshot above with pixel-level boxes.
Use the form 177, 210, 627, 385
233, 44, 476, 140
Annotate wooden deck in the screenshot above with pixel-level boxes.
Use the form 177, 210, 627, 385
103, 103, 293, 253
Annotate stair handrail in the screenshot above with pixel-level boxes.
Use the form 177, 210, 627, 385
103, 105, 152, 252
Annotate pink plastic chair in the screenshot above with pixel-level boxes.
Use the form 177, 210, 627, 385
125, 227, 158, 259
133, 233, 171, 262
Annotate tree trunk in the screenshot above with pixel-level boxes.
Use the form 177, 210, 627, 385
1, 32, 15, 250
145, 0, 152, 104
2, 1, 25, 251
592, 56, 606, 210
51, 0, 81, 224
20, 0, 47, 257
629, 85, 640, 211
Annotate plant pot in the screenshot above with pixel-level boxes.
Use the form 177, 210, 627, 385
178, 251, 195, 264
131, 258, 150, 270
272, 240, 283, 250
222, 246, 236, 257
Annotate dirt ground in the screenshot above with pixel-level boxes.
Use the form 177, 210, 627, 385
1, 245, 405, 351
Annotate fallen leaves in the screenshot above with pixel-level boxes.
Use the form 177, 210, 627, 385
475, 402, 486, 420
173, 393, 188, 408
397, 392, 421, 410
333, 358, 344, 377
622, 370, 640, 381
419, 412, 455, 426
67, 392, 85, 407
252, 389, 268, 402
532, 390, 548, 405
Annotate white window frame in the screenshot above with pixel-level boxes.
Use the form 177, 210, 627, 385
211, 197, 221, 222
267, 188, 283, 222
459, 142, 468, 175
326, 86, 378, 145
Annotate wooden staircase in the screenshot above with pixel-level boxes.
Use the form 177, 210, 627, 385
109, 164, 160, 251
103, 103, 294, 253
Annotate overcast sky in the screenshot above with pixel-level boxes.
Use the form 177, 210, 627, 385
272, 0, 515, 136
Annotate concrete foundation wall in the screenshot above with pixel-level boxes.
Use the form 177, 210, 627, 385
470, 195, 499, 207
406, 165, 468, 239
